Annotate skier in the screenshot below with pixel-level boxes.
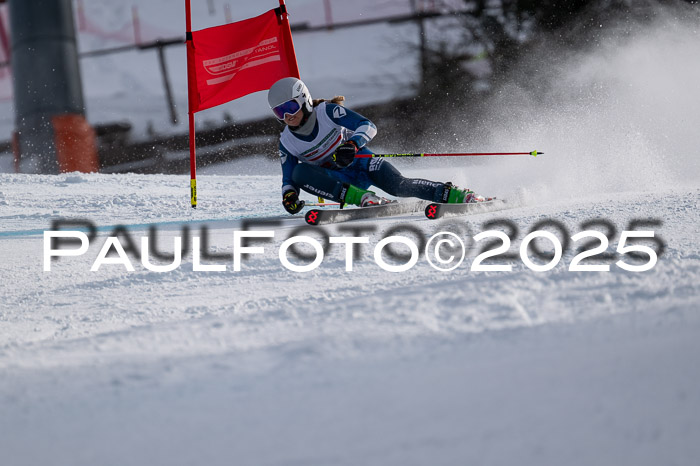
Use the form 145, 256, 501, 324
267, 77, 481, 214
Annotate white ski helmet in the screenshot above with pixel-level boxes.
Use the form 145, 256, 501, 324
268, 77, 313, 120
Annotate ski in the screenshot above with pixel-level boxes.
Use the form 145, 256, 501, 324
424, 199, 509, 219
305, 201, 428, 225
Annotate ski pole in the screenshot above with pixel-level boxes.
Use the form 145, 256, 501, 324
355, 150, 542, 158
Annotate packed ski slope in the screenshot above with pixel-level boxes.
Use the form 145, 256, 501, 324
2, 2, 700, 465
1, 165, 698, 465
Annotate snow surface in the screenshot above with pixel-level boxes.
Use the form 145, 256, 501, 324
1, 167, 698, 465
1, 2, 700, 465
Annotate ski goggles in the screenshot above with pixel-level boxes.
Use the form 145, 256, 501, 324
272, 99, 301, 120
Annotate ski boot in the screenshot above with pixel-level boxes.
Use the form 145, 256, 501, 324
341, 184, 393, 207
444, 182, 486, 203
360, 192, 393, 207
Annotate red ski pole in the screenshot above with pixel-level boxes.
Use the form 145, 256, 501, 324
355, 150, 543, 158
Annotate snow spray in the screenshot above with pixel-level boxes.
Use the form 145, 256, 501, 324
440, 3, 700, 202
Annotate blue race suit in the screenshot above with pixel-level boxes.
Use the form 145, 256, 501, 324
278, 102, 447, 203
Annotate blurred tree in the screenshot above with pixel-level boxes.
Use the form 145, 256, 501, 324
377, 0, 696, 149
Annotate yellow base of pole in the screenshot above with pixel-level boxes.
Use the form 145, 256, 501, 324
191, 179, 197, 208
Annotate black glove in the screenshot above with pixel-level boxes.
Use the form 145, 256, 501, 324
282, 189, 305, 214
333, 141, 359, 168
